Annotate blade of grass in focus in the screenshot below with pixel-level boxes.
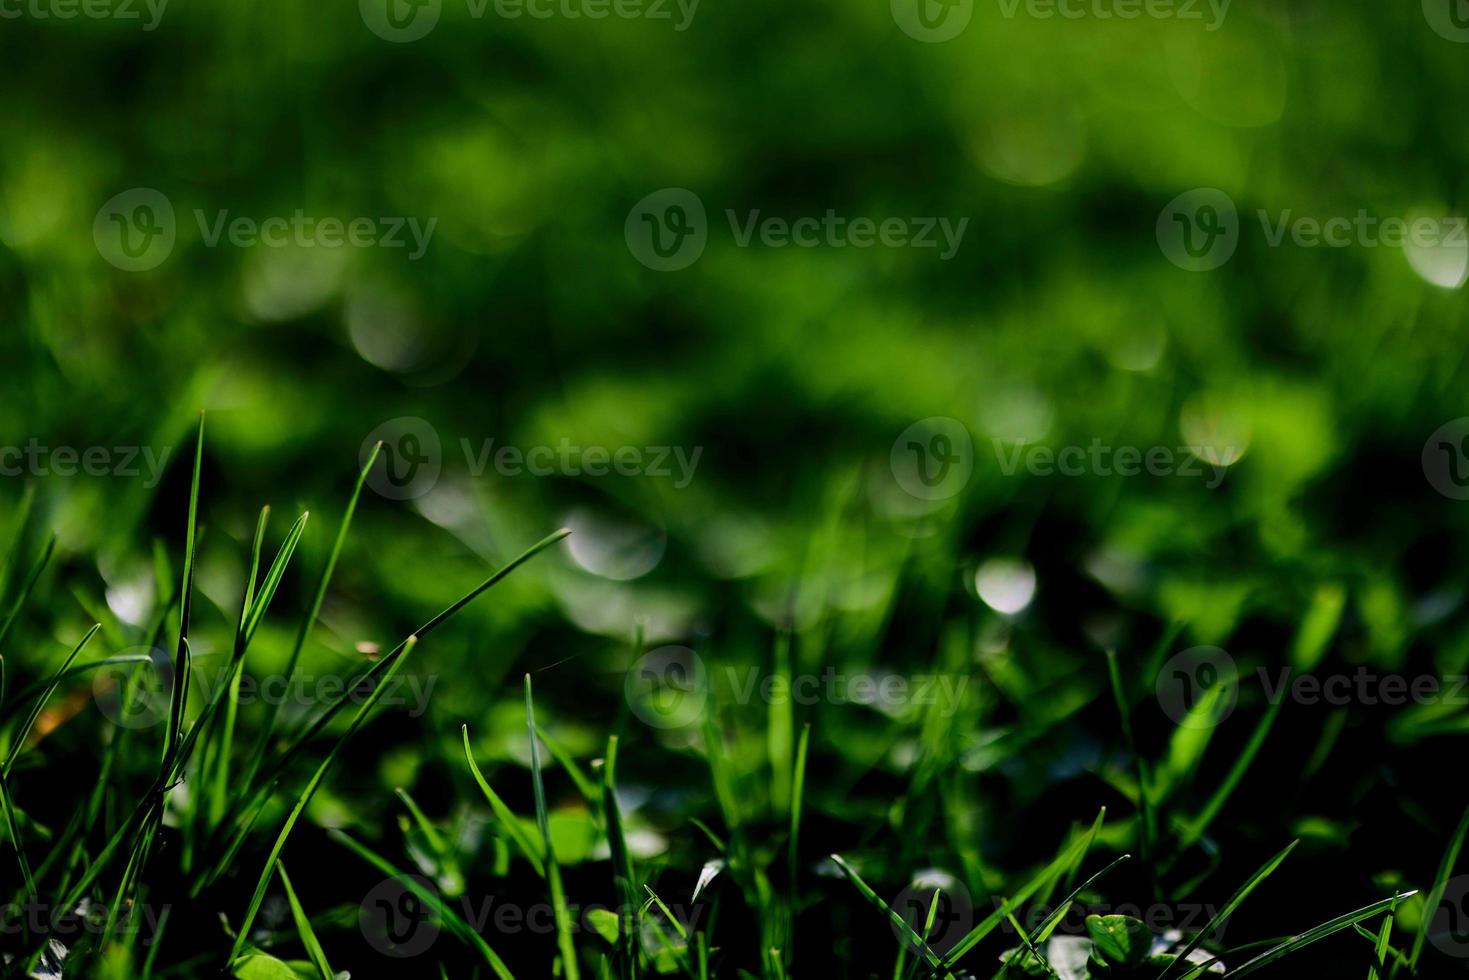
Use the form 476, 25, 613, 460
1408, 801, 1469, 968
277, 861, 335, 980
228, 636, 418, 963
527, 673, 582, 980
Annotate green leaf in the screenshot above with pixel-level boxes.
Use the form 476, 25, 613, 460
230, 946, 315, 980
1087, 915, 1152, 968
587, 907, 621, 945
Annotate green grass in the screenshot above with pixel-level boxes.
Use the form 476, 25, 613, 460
0, 424, 1462, 980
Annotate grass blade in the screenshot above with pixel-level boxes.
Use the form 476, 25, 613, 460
1179, 693, 1285, 850
1106, 650, 1155, 885
207, 506, 271, 831
1156, 840, 1298, 980
3, 623, 101, 775
249, 444, 379, 779
535, 721, 598, 804
601, 734, 639, 980
241, 510, 310, 646
162, 414, 205, 771
527, 674, 581, 980
228, 635, 419, 963
1218, 892, 1417, 979
1366, 905, 1394, 980
245, 527, 571, 805
830, 853, 957, 978
0, 773, 35, 898
943, 811, 1106, 966
1409, 801, 1469, 967
277, 862, 334, 980
768, 629, 793, 817
0, 534, 55, 657
462, 725, 545, 877
329, 827, 515, 979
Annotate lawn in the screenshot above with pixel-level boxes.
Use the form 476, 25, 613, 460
3, 1, 1469, 977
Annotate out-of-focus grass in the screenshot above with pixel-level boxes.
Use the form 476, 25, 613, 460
4, 0, 1469, 976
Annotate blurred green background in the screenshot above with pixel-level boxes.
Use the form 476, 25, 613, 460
4, 0, 1469, 975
